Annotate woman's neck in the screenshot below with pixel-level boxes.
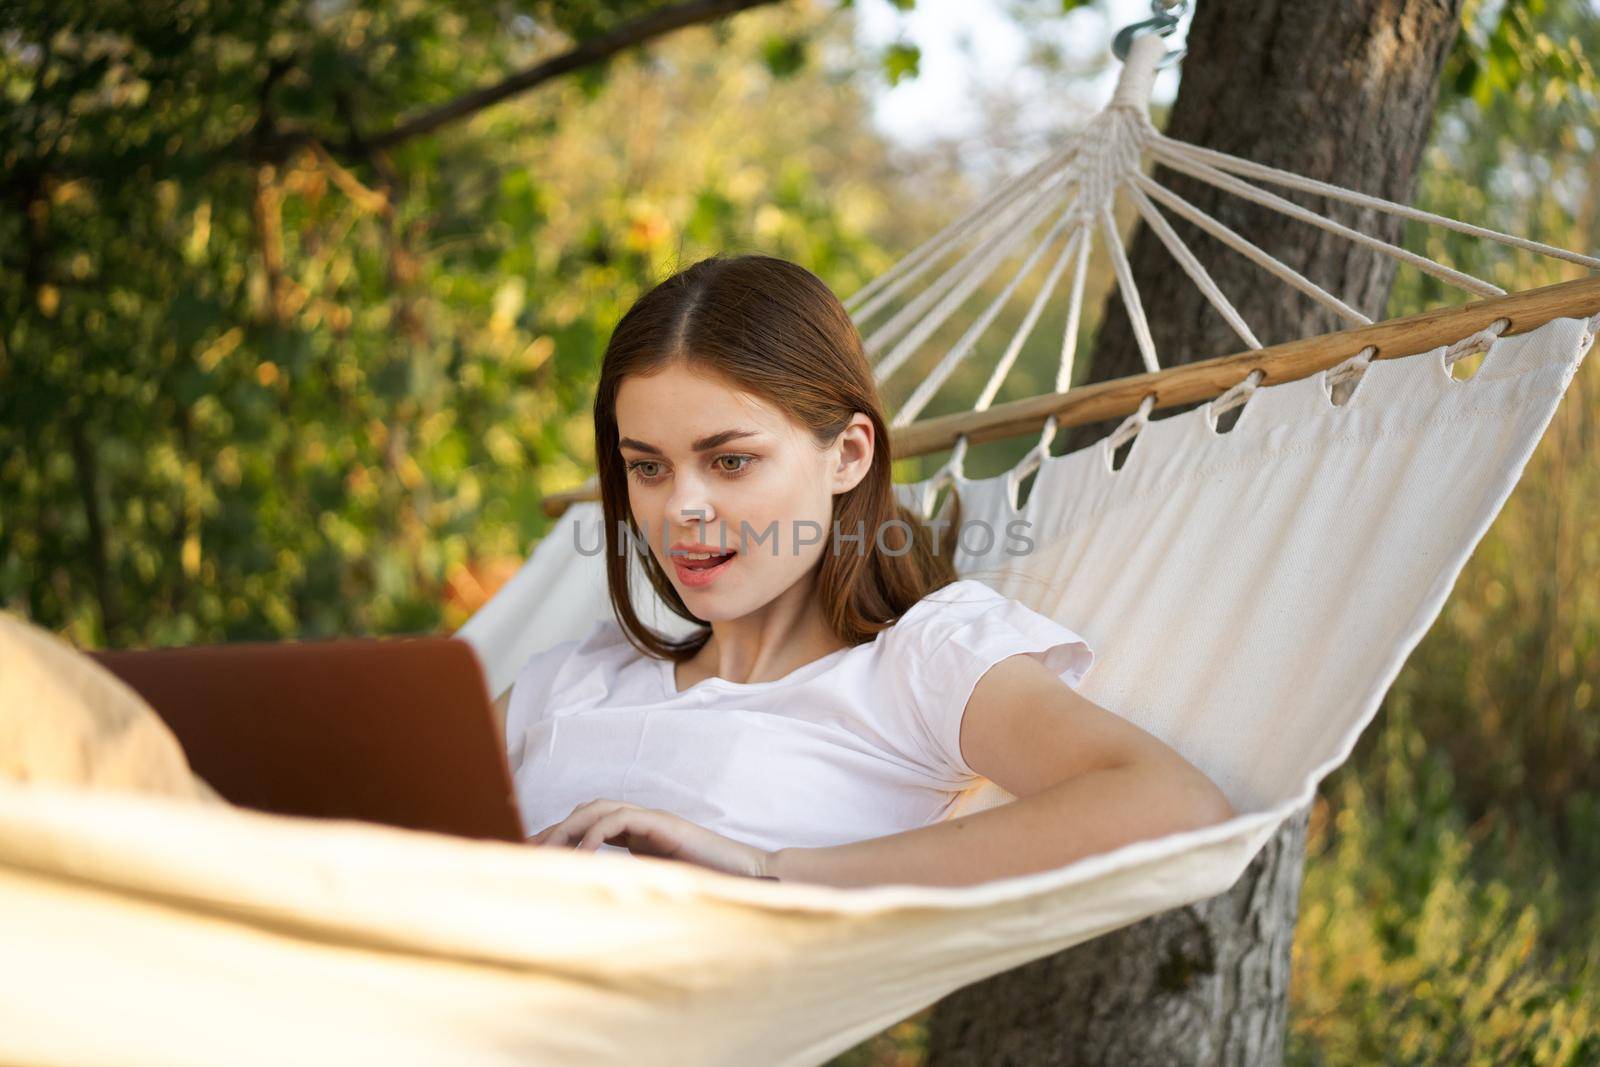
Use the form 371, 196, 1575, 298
679, 578, 847, 688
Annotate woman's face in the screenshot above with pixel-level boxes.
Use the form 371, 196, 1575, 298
615, 361, 873, 621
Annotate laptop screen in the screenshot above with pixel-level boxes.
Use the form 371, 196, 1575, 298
92, 636, 526, 844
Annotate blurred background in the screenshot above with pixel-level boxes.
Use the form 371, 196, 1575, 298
2, 0, 1596, 1061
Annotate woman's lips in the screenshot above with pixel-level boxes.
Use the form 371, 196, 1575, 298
672, 551, 737, 588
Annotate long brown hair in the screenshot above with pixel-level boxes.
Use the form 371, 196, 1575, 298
592, 253, 963, 663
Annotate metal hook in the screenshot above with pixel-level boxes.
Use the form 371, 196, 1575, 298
1112, 0, 1187, 70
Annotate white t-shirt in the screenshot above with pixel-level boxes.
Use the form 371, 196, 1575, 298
504, 578, 1094, 856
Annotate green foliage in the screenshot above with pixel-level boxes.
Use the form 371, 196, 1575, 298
762, 33, 809, 77
1288, 706, 1600, 1066
1385, 0, 1599, 822
881, 41, 920, 85
527, 0, 684, 41
0, 0, 916, 647
1443, 0, 1600, 110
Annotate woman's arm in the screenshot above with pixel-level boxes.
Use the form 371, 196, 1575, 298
532, 652, 1235, 887
767, 652, 1235, 888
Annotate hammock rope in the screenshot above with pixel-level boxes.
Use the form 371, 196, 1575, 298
975, 226, 1086, 414
867, 178, 1076, 378
532, 15, 1599, 519
845, 142, 1082, 320
1011, 219, 1100, 470
849, 28, 1600, 506
891, 211, 1083, 428
1150, 131, 1600, 272
1129, 170, 1370, 327
1122, 179, 1262, 350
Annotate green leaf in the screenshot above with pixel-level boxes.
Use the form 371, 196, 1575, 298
574, 60, 611, 101
882, 42, 920, 86
762, 35, 808, 79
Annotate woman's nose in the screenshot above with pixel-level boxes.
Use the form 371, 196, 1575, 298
666, 482, 714, 525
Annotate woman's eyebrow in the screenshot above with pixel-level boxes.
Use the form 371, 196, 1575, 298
618, 429, 764, 455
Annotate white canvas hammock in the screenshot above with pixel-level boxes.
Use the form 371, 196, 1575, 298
2, 18, 1598, 1067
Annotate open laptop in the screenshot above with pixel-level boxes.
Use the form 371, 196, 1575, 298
90, 636, 527, 844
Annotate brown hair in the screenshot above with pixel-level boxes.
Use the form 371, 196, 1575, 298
593, 253, 963, 664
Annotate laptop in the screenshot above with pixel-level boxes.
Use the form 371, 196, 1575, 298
90, 636, 527, 843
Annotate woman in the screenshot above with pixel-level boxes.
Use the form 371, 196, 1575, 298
506, 253, 1233, 888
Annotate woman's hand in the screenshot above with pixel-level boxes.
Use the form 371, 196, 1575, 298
530, 799, 775, 880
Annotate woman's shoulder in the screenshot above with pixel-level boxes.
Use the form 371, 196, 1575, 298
571, 614, 635, 655
505, 617, 639, 751
881, 577, 1093, 681
866, 577, 1094, 784
891, 578, 1008, 630
922, 578, 1007, 606
510, 617, 627, 695
867, 579, 1001, 664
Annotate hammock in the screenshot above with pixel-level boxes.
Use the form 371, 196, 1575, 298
3, 21, 1598, 1067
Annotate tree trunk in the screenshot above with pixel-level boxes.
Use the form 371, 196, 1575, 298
927, 810, 1310, 1065
924, 1, 1463, 1063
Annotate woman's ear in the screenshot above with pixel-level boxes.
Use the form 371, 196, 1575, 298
832, 412, 875, 494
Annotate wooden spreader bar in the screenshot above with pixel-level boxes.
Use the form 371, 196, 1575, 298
539, 275, 1600, 517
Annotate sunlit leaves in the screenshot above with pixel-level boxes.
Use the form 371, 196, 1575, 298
763, 29, 809, 76
1443, 0, 1599, 112
881, 41, 919, 85
0, 0, 926, 646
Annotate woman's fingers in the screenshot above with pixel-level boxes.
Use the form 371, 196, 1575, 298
527, 803, 762, 878
531, 806, 601, 844
535, 799, 635, 849
531, 800, 704, 861
578, 810, 635, 852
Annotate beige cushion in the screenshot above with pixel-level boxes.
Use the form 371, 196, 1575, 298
0, 611, 225, 804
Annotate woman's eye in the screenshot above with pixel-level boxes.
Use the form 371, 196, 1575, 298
620, 454, 752, 483
627, 455, 754, 483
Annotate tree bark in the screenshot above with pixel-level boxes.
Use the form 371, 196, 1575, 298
924, 1, 1463, 1063
926, 810, 1310, 1065
233, 0, 785, 168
